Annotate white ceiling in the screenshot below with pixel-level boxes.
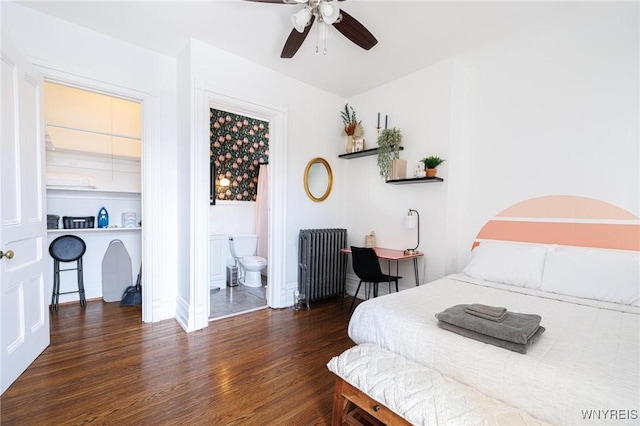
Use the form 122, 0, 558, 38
16, 1, 630, 98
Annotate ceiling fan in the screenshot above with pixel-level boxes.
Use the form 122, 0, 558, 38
246, 0, 378, 58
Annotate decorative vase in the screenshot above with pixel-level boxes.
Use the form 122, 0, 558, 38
345, 136, 356, 153
426, 168, 437, 178
390, 159, 407, 180
365, 231, 376, 248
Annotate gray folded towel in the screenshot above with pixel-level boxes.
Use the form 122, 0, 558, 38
465, 304, 507, 322
435, 304, 542, 344
437, 320, 546, 354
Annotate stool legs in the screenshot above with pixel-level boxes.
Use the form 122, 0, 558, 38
50, 260, 60, 312
50, 257, 86, 311
77, 257, 86, 307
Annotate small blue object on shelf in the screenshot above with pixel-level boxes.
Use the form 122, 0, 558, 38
97, 207, 109, 228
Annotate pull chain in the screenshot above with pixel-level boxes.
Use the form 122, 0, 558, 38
316, 21, 328, 55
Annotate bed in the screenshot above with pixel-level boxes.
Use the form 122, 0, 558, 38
346, 272, 639, 425
329, 196, 640, 425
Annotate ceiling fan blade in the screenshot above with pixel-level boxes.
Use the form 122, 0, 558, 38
333, 10, 378, 51
281, 15, 315, 58
243, 0, 303, 4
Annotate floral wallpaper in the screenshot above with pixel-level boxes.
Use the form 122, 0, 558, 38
210, 109, 269, 202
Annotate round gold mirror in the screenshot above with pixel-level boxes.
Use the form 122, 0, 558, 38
304, 157, 333, 202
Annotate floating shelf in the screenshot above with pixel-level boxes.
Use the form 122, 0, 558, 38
339, 146, 404, 159
386, 176, 444, 185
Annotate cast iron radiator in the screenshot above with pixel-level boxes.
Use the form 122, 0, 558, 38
298, 228, 347, 309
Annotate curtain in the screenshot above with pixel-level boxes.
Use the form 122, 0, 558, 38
254, 165, 269, 267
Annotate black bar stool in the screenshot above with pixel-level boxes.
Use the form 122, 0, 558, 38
49, 235, 87, 311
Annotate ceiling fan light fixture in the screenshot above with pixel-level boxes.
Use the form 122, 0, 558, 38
291, 7, 312, 33
273, 0, 378, 59
317, 21, 334, 39
319, 2, 340, 24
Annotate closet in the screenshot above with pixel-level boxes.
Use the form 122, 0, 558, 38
44, 82, 142, 305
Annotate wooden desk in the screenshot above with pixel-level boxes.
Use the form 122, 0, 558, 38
341, 247, 423, 293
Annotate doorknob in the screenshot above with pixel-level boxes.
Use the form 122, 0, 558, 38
0, 250, 14, 260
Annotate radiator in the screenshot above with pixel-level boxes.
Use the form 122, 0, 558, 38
298, 228, 347, 309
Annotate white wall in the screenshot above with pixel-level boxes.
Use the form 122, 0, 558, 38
346, 3, 639, 295
210, 202, 255, 236
174, 42, 194, 327
2, 2, 179, 322
451, 4, 639, 270
345, 58, 455, 292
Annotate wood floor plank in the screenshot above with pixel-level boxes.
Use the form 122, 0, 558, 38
0, 298, 359, 425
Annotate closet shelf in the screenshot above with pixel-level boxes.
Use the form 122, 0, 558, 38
47, 227, 141, 234
46, 187, 141, 196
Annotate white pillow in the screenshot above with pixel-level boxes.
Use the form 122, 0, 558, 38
463, 241, 548, 289
541, 246, 640, 306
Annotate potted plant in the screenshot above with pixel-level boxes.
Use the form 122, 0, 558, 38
421, 155, 445, 177
340, 104, 363, 153
377, 127, 402, 180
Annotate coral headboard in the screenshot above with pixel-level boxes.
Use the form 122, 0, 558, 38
473, 195, 640, 252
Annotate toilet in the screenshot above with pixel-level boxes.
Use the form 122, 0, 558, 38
228, 234, 267, 288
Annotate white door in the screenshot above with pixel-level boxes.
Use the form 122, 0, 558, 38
1, 44, 49, 394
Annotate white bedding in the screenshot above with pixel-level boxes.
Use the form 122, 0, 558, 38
328, 343, 550, 425
348, 274, 640, 425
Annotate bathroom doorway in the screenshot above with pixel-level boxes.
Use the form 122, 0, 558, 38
195, 87, 287, 327
208, 108, 269, 320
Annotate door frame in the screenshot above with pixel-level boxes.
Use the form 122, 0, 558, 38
31, 65, 154, 322
194, 82, 288, 326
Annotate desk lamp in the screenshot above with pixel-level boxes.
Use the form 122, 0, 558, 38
404, 209, 420, 255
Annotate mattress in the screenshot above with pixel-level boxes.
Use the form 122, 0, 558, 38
348, 274, 640, 425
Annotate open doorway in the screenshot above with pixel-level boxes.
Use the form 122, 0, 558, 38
208, 108, 269, 320
42, 80, 143, 316
195, 88, 288, 327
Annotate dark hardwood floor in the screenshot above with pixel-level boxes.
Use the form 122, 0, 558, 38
1, 297, 359, 425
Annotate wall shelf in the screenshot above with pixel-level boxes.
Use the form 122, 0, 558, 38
386, 176, 444, 185
338, 146, 404, 159
47, 227, 141, 234
47, 187, 141, 196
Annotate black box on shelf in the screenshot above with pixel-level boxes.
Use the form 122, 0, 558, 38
62, 216, 95, 229
47, 214, 60, 229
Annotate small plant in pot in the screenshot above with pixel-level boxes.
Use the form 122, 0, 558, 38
421, 155, 445, 177
377, 127, 402, 180
340, 104, 363, 153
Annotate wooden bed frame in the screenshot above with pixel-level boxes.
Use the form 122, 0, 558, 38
331, 376, 411, 426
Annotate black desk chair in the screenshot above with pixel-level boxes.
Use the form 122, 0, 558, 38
349, 246, 401, 314
49, 235, 87, 311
